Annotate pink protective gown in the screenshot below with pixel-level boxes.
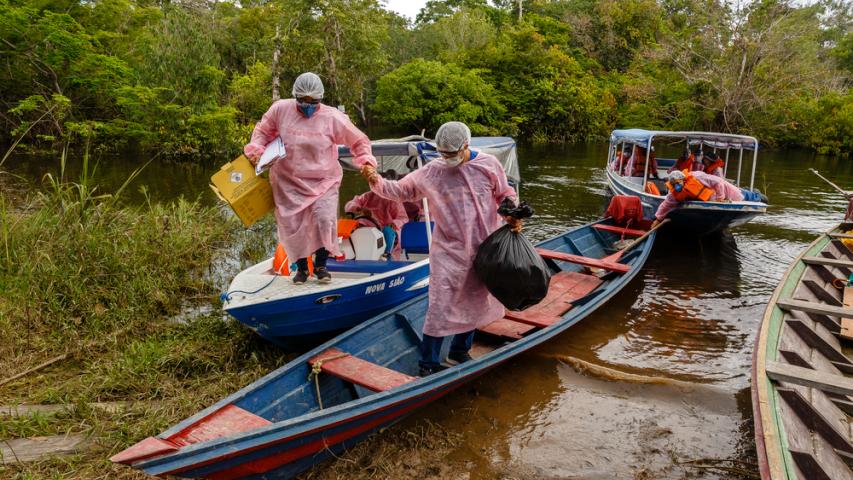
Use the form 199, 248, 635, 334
344, 192, 408, 256
244, 99, 376, 260
655, 171, 745, 220
370, 151, 517, 337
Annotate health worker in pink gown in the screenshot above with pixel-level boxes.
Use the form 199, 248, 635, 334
244, 72, 376, 285
362, 122, 520, 377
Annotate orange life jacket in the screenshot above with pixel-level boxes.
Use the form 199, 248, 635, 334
272, 243, 312, 275
645, 181, 661, 195
666, 170, 714, 202
630, 148, 653, 176
674, 154, 694, 172
704, 159, 724, 175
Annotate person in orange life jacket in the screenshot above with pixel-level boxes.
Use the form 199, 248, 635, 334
651, 169, 745, 227
669, 147, 695, 173
627, 146, 660, 179
344, 170, 408, 259
701, 151, 725, 177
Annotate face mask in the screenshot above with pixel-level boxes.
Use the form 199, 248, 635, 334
674, 183, 683, 193
298, 102, 318, 118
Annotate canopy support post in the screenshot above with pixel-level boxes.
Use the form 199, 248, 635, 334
736, 149, 744, 187
749, 141, 758, 191
641, 139, 652, 187
724, 148, 730, 178
416, 154, 432, 248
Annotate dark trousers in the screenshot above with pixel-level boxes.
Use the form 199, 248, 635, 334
296, 248, 329, 271
419, 330, 475, 369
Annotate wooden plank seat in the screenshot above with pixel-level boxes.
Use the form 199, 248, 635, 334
307, 348, 416, 392
505, 271, 603, 328
803, 256, 853, 269
536, 248, 630, 274
591, 224, 646, 237
478, 317, 537, 339
778, 299, 853, 319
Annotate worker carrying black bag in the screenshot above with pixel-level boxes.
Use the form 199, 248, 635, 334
474, 199, 551, 311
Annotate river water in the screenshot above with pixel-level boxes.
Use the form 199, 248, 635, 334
4, 142, 852, 478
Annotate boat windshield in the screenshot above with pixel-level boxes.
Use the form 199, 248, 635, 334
607, 129, 760, 191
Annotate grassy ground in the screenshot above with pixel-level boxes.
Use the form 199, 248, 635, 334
0, 160, 289, 479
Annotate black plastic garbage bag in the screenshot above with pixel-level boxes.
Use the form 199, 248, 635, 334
474, 225, 552, 311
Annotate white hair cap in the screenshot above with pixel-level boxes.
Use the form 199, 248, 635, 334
669, 170, 686, 182
435, 121, 471, 151
292, 72, 324, 99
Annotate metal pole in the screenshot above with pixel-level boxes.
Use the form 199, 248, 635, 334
618, 141, 624, 175
736, 149, 743, 187
415, 154, 432, 248
750, 140, 758, 191
724, 148, 730, 178
641, 139, 651, 187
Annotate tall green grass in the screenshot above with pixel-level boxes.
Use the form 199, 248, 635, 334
0, 149, 286, 479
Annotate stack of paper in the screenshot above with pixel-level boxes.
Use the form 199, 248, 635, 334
256, 137, 286, 175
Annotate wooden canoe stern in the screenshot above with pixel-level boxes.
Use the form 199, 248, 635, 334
111, 404, 272, 465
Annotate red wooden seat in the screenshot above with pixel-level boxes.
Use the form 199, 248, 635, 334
308, 348, 416, 392
537, 248, 630, 273
505, 271, 603, 328
592, 224, 646, 237
478, 317, 537, 339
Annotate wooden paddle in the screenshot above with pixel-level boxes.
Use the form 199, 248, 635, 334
602, 218, 670, 263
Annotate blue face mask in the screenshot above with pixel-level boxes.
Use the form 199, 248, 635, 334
298, 102, 318, 118
674, 183, 683, 193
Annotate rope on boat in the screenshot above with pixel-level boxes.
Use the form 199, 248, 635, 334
219, 274, 278, 302
831, 273, 853, 290
308, 353, 351, 410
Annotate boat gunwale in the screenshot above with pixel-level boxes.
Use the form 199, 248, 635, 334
605, 168, 768, 211
223, 257, 431, 311
752, 225, 836, 480
134, 218, 656, 474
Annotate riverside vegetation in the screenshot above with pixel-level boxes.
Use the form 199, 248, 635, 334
0, 0, 850, 157
0, 150, 291, 478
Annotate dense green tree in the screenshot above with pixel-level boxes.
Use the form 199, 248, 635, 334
373, 59, 507, 135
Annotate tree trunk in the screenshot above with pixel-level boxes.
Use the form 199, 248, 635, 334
271, 24, 281, 102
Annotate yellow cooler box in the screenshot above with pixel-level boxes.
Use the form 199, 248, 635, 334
210, 156, 275, 227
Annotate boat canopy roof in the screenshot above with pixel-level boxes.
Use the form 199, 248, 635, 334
610, 129, 759, 150
338, 136, 520, 183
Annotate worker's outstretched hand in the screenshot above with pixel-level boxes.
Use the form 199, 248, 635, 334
361, 165, 379, 187
505, 216, 523, 233
651, 219, 660, 229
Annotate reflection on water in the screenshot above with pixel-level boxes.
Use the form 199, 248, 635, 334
4, 142, 852, 478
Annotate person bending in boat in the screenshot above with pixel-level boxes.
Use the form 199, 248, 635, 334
244, 72, 376, 285
361, 121, 520, 377
651, 170, 745, 227
701, 151, 725, 177
344, 170, 408, 259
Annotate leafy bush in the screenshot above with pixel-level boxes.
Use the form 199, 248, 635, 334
373, 58, 507, 135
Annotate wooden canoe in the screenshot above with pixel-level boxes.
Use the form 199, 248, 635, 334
111, 217, 657, 479
752, 222, 853, 480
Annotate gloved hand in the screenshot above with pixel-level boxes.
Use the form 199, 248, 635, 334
244, 144, 265, 166
361, 165, 379, 186
505, 216, 523, 233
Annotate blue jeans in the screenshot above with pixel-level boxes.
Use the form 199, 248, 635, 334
419, 331, 475, 369
740, 188, 762, 202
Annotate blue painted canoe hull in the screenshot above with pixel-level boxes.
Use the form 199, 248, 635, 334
119, 218, 656, 479
225, 262, 430, 345
606, 168, 766, 236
